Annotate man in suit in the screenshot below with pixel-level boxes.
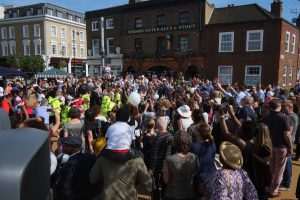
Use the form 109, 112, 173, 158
57, 136, 98, 200
90, 86, 102, 108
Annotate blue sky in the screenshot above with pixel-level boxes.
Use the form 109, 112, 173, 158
1, 0, 300, 23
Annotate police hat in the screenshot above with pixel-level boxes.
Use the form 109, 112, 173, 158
61, 136, 82, 148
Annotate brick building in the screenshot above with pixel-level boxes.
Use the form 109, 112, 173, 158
0, 3, 87, 75
85, 0, 213, 77
205, 0, 300, 87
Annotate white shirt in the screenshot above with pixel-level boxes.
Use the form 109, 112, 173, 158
0, 86, 3, 97
105, 122, 135, 150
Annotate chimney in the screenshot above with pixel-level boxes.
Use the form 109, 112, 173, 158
296, 14, 300, 28
271, 0, 282, 18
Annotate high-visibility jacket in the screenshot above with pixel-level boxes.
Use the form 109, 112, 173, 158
61, 105, 71, 124
48, 96, 62, 113
113, 93, 122, 107
101, 96, 115, 117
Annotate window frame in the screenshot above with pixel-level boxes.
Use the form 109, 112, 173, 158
47, 8, 53, 16
292, 34, 296, 54
283, 66, 287, 86
23, 25, 29, 38
289, 67, 293, 85
57, 11, 63, 18
244, 65, 261, 86
179, 35, 189, 50
285, 31, 290, 52
179, 12, 190, 24
34, 24, 40, 37
61, 27, 66, 39
76, 16, 81, 23
157, 15, 166, 27
218, 32, 234, 53
51, 25, 57, 37
9, 41, 16, 55
34, 39, 41, 55
72, 45, 77, 58
51, 43, 57, 55
68, 14, 73, 21
106, 38, 114, 55
26, 9, 32, 16
9, 26, 15, 39
79, 32, 84, 42
92, 39, 100, 56
1, 42, 8, 56
1, 27, 7, 39
61, 44, 67, 57
23, 40, 30, 56
80, 46, 84, 58
135, 18, 143, 29
246, 30, 264, 52
37, 8, 43, 15
218, 66, 233, 85
91, 21, 99, 31
106, 18, 114, 29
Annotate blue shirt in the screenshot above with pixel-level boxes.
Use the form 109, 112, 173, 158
33, 105, 52, 124
257, 89, 265, 103
233, 91, 246, 108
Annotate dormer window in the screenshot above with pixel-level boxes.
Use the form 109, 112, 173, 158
4, 12, 10, 19
12, 11, 18, 18
26, 9, 32, 16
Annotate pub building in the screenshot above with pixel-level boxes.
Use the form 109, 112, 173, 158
85, 0, 212, 77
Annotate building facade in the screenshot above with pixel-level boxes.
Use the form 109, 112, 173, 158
205, 1, 300, 87
0, 3, 87, 75
86, 0, 213, 77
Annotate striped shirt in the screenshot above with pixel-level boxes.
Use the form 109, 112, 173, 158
149, 132, 173, 174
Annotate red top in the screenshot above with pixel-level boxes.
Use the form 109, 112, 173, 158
1, 99, 10, 113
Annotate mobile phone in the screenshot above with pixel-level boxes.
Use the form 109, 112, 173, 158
17, 106, 22, 109
47, 108, 52, 112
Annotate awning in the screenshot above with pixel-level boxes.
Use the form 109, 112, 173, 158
35, 68, 70, 78
0, 66, 29, 77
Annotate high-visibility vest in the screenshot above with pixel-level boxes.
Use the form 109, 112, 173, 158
101, 96, 115, 117
48, 96, 62, 113
61, 106, 71, 124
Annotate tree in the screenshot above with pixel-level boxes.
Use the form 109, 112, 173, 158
58, 60, 67, 71
6, 55, 45, 72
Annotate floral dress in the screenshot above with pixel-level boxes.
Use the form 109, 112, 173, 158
207, 169, 258, 200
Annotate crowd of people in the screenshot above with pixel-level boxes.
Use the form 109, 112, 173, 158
1, 73, 300, 200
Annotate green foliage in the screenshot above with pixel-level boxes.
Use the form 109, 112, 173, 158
58, 60, 67, 70
6, 55, 45, 72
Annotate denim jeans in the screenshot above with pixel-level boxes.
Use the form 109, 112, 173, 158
281, 155, 292, 188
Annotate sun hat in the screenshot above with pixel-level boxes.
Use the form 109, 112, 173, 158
219, 141, 243, 170
177, 105, 192, 118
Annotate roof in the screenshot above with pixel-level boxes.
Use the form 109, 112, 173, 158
209, 4, 277, 25
0, 66, 29, 77
36, 68, 69, 78
86, 0, 199, 18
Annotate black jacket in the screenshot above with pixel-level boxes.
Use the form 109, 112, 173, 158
90, 90, 101, 107
57, 152, 97, 200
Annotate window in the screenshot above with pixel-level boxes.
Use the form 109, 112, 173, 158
9, 41, 16, 55
179, 35, 189, 50
61, 28, 66, 39
23, 40, 30, 56
292, 34, 296, 54
179, 12, 189, 24
283, 67, 287, 85
61, 44, 67, 56
71, 30, 76, 41
245, 66, 261, 86
157, 15, 166, 26
12, 11, 18, 18
92, 21, 99, 31
47, 9, 53, 16
23, 25, 29, 38
57, 11, 62, 18
51, 26, 57, 37
76, 16, 81, 23
285, 32, 290, 52
219, 32, 234, 52
26, 9, 32, 16
106, 19, 114, 29
289, 67, 293, 85
246, 30, 263, 51
135, 18, 143, 28
218, 66, 233, 84
134, 38, 143, 50
51, 44, 57, 55
80, 47, 84, 57
9, 27, 15, 39
34, 24, 40, 37
106, 38, 114, 54
79, 32, 84, 41
92, 39, 100, 56
68, 14, 73, 21
157, 36, 166, 50
1, 43, 8, 56
37, 8, 43, 15
34, 39, 41, 55
72, 46, 76, 57
5, 12, 10, 18
1, 27, 7, 39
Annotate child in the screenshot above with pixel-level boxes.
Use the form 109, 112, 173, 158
92, 122, 110, 157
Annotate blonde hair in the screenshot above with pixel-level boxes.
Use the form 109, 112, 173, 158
255, 123, 272, 154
